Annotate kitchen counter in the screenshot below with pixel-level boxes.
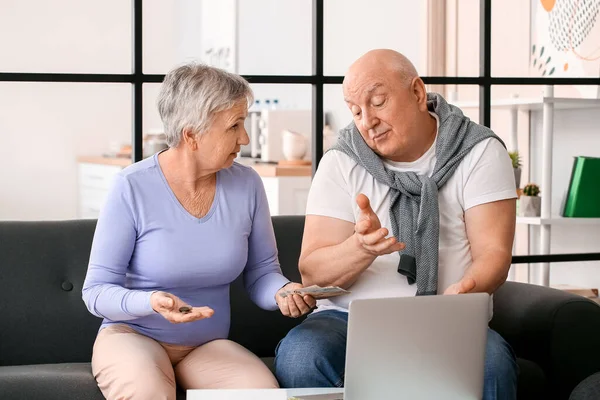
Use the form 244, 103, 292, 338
76, 156, 312, 177
77, 156, 131, 168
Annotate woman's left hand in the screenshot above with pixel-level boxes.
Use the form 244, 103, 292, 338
275, 283, 317, 318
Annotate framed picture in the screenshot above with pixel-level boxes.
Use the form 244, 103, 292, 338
531, 0, 600, 98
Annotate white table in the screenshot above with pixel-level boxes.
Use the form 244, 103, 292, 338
187, 387, 344, 400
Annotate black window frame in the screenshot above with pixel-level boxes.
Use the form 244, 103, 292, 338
1, 0, 599, 265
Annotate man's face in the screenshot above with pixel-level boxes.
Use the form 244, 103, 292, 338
343, 73, 421, 160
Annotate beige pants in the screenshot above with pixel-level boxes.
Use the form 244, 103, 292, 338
91, 324, 278, 400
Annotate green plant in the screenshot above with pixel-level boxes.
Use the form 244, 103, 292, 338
523, 183, 540, 197
508, 151, 522, 169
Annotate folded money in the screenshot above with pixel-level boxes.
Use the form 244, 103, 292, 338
279, 285, 350, 299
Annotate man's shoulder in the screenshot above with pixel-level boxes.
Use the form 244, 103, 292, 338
317, 149, 365, 175
460, 137, 508, 172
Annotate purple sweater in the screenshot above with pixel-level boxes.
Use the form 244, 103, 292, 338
82, 154, 290, 346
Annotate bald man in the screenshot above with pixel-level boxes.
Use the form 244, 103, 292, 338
274, 50, 518, 399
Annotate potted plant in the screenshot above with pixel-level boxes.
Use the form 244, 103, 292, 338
519, 183, 541, 217
508, 151, 522, 189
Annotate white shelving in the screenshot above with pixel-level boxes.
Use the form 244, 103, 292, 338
454, 97, 600, 111
517, 217, 600, 226
456, 87, 600, 287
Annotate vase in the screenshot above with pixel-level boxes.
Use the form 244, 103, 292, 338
519, 196, 541, 217
282, 129, 308, 161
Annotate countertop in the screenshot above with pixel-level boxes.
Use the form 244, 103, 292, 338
77, 156, 312, 177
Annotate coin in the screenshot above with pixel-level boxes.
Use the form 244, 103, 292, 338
179, 306, 192, 313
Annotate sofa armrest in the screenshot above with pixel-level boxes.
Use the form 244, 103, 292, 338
490, 281, 600, 399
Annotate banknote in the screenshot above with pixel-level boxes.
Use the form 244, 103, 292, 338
279, 285, 350, 299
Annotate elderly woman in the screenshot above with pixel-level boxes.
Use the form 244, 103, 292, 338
82, 63, 315, 400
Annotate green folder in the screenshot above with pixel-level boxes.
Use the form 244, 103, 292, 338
562, 156, 600, 218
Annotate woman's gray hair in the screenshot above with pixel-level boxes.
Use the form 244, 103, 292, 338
157, 62, 254, 148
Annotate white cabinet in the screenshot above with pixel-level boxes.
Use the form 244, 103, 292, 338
261, 176, 312, 216
77, 162, 124, 218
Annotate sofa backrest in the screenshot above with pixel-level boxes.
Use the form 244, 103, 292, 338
0, 216, 306, 366
0, 220, 102, 366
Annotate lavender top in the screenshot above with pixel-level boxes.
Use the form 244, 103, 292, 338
82, 154, 289, 346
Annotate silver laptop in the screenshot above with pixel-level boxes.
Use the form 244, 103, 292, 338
343, 293, 490, 400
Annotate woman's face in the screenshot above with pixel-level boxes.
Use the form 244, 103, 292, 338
192, 100, 249, 171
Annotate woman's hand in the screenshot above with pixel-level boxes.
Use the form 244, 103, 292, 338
275, 283, 317, 318
150, 291, 214, 324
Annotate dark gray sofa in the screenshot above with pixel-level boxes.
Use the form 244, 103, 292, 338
1, 216, 599, 399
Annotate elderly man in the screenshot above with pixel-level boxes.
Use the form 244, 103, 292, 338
274, 50, 518, 399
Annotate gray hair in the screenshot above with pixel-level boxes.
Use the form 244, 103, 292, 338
157, 62, 254, 148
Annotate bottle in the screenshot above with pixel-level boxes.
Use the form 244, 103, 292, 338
272, 99, 279, 110
251, 99, 261, 112
264, 99, 271, 110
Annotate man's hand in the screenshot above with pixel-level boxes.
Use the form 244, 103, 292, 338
443, 277, 477, 295
354, 194, 405, 256
151, 291, 214, 324
276, 283, 317, 318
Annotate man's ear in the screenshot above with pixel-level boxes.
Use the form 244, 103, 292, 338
182, 128, 198, 150
410, 77, 428, 111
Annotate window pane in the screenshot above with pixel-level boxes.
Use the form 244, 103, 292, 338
144, 0, 312, 75
0, 0, 132, 73
493, 1, 600, 78
324, 0, 424, 76
237, 0, 312, 75
143, 0, 181, 74
144, 82, 314, 158
0, 83, 132, 220
324, 0, 479, 77
143, 83, 164, 140
448, 0, 481, 76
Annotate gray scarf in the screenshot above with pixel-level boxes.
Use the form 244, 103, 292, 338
331, 92, 504, 295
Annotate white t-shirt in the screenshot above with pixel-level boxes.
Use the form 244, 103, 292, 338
306, 114, 517, 313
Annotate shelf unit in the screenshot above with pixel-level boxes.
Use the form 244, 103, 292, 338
516, 217, 600, 226
455, 86, 600, 287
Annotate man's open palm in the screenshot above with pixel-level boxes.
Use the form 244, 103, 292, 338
354, 194, 405, 256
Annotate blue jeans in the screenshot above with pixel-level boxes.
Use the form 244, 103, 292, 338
274, 310, 518, 400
